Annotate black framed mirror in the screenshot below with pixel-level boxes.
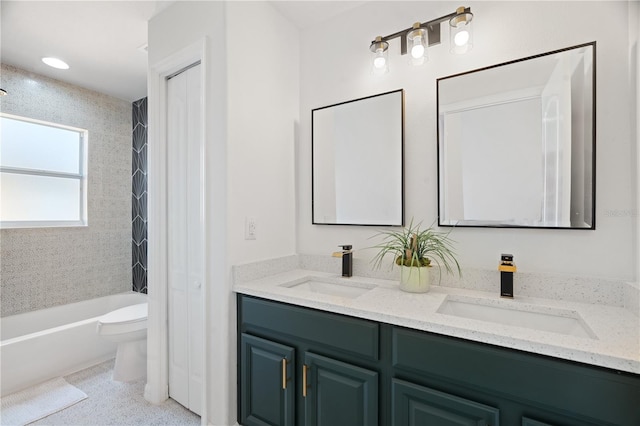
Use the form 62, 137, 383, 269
312, 89, 404, 226
437, 42, 596, 229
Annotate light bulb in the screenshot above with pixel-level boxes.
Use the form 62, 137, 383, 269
370, 36, 389, 75
449, 7, 473, 54
411, 44, 425, 59
454, 30, 470, 47
374, 55, 387, 69
406, 25, 428, 66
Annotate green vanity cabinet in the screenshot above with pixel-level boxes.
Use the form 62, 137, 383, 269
238, 295, 640, 426
238, 295, 381, 426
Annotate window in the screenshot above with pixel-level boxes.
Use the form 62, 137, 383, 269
0, 114, 88, 228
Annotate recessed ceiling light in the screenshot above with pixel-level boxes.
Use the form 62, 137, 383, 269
42, 57, 70, 70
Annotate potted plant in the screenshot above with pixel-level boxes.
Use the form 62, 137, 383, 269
371, 220, 461, 293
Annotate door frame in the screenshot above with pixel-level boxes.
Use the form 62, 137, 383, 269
146, 38, 208, 419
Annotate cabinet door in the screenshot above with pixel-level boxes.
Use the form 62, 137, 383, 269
392, 378, 499, 426
240, 334, 295, 426
303, 352, 378, 426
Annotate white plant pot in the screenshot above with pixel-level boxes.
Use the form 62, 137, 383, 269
399, 266, 430, 293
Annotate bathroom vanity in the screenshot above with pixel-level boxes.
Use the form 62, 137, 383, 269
235, 268, 639, 426
238, 294, 638, 426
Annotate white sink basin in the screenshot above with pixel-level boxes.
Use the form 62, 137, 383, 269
437, 296, 596, 339
280, 277, 375, 299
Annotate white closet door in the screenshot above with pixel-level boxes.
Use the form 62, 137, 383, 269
167, 64, 203, 415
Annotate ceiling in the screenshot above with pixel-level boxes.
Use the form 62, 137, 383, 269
1, 1, 366, 103
271, 1, 367, 30
1, 1, 173, 102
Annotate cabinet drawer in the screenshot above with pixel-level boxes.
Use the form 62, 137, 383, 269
240, 295, 379, 360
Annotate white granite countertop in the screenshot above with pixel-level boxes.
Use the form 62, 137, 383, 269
234, 269, 640, 375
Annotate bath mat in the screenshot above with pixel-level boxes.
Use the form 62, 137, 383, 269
0, 377, 87, 425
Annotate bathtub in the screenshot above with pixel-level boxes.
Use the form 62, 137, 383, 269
1, 291, 147, 396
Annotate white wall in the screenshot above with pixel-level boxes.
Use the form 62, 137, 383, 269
298, 1, 638, 281
148, 2, 298, 424
227, 1, 299, 265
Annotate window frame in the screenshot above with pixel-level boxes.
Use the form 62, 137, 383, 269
0, 113, 88, 229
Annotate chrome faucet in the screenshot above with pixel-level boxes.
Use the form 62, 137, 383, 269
339, 245, 353, 277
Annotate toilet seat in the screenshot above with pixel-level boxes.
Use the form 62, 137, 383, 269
97, 303, 148, 336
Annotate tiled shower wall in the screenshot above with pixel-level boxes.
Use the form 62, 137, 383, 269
132, 98, 147, 293
0, 64, 132, 317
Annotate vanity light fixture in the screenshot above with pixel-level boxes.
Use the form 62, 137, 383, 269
0, 89, 7, 96
42, 57, 70, 70
369, 6, 473, 72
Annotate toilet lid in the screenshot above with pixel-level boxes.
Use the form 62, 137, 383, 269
98, 303, 148, 325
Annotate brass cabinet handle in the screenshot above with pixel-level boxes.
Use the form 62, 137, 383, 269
302, 364, 308, 397
282, 359, 287, 390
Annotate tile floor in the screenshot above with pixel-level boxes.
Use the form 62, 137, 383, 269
31, 360, 201, 425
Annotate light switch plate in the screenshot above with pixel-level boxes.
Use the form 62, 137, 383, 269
245, 217, 256, 240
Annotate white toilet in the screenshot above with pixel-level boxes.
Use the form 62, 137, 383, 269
97, 302, 148, 382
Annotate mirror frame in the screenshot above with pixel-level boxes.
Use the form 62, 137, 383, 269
312, 89, 405, 226
436, 42, 596, 230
